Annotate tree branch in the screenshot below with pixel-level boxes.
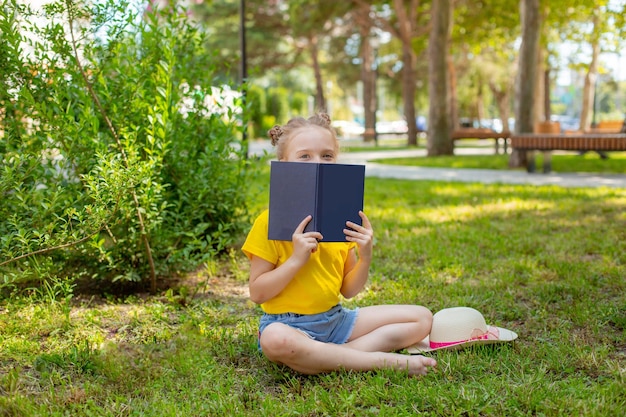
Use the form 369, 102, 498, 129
0, 230, 100, 268
0, 193, 123, 268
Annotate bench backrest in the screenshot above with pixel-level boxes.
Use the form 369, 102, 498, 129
534, 121, 560, 134
588, 120, 624, 133
597, 120, 623, 130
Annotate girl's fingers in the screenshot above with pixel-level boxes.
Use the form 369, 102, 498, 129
303, 232, 323, 240
294, 235, 321, 253
359, 211, 372, 229
345, 222, 372, 237
294, 215, 312, 235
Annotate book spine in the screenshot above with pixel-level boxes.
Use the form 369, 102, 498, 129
312, 164, 320, 233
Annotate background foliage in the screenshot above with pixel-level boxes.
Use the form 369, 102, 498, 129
0, 0, 250, 295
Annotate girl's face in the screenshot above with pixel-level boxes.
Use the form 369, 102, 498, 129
281, 126, 337, 163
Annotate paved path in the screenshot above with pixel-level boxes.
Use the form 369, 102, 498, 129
248, 140, 626, 189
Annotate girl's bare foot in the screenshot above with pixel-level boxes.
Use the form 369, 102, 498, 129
382, 353, 437, 376
405, 354, 437, 376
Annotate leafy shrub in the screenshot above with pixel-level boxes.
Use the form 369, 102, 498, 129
266, 87, 289, 125
246, 84, 266, 139
289, 91, 308, 116
261, 115, 277, 134
0, 1, 251, 295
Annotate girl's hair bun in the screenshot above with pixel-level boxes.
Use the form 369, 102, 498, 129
268, 125, 284, 146
314, 112, 332, 128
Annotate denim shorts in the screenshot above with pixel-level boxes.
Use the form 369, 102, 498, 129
258, 304, 358, 350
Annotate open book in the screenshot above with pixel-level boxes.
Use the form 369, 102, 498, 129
268, 161, 365, 242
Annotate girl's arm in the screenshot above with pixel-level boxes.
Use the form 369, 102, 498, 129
340, 211, 374, 299
249, 215, 323, 305
248, 255, 305, 304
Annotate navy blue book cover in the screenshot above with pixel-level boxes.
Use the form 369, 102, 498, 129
268, 161, 365, 242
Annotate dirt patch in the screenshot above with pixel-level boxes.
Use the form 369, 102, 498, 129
180, 267, 250, 302
70, 260, 250, 306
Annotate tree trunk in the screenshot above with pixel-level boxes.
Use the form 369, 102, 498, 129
476, 76, 485, 122
392, 0, 419, 146
543, 68, 551, 122
402, 44, 418, 145
353, 3, 377, 143
427, 0, 453, 155
533, 47, 544, 124
488, 76, 512, 132
310, 35, 326, 112
510, 0, 540, 168
361, 37, 377, 142
447, 53, 458, 131
580, 14, 600, 131
492, 87, 511, 132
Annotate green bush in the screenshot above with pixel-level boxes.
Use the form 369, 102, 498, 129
246, 84, 266, 139
0, 1, 250, 294
289, 91, 308, 116
261, 115, 277, 135
266, 87, 289, 125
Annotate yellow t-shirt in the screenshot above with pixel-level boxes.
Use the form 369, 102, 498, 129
242, 209, 356, 315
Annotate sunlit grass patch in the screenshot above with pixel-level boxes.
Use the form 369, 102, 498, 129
377, 151, 626, 173
2, 163, 626, 415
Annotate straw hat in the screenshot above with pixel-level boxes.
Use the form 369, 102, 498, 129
408, 306, 518, 354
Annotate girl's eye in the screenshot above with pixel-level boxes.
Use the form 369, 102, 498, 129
298, 154, 310, 160
323, 154, 335, 160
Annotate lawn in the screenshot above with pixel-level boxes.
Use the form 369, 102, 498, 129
1, 160, 625, 416
371, 151, 626, 174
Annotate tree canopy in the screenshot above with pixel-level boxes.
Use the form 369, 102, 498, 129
191, 0, 625, 146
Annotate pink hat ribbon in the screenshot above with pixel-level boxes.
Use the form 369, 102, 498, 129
429, 326, 500, 349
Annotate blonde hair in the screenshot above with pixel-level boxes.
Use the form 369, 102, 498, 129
268, 113, 339, 160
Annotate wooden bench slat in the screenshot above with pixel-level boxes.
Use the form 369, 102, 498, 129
511, 134, 626, 151
509, 133, 626, 173
451, 130, 511, 140
451, 130, 511, 154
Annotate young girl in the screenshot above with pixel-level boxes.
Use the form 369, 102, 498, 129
242, 113, 436, 376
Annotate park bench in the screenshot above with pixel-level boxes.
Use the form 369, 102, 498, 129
510, 132, 626, 173
451, 128, 511, 154
587, 120, 625, 133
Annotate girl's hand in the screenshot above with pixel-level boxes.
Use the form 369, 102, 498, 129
291, 215, 323, 265
344, 211, 373, 260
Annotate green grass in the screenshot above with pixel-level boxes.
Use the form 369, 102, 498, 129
340, 140, 417, 152
373, 152, 626, 174
1, 162, 626, 416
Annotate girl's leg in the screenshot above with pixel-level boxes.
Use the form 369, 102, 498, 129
346, 305, 432, 352
260, 322, 436, 376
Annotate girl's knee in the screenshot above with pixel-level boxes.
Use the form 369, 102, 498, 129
416, 305, 433, 328
406, 305, 432, 337
259, 324, 300, 361
416, 305, 433, 323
